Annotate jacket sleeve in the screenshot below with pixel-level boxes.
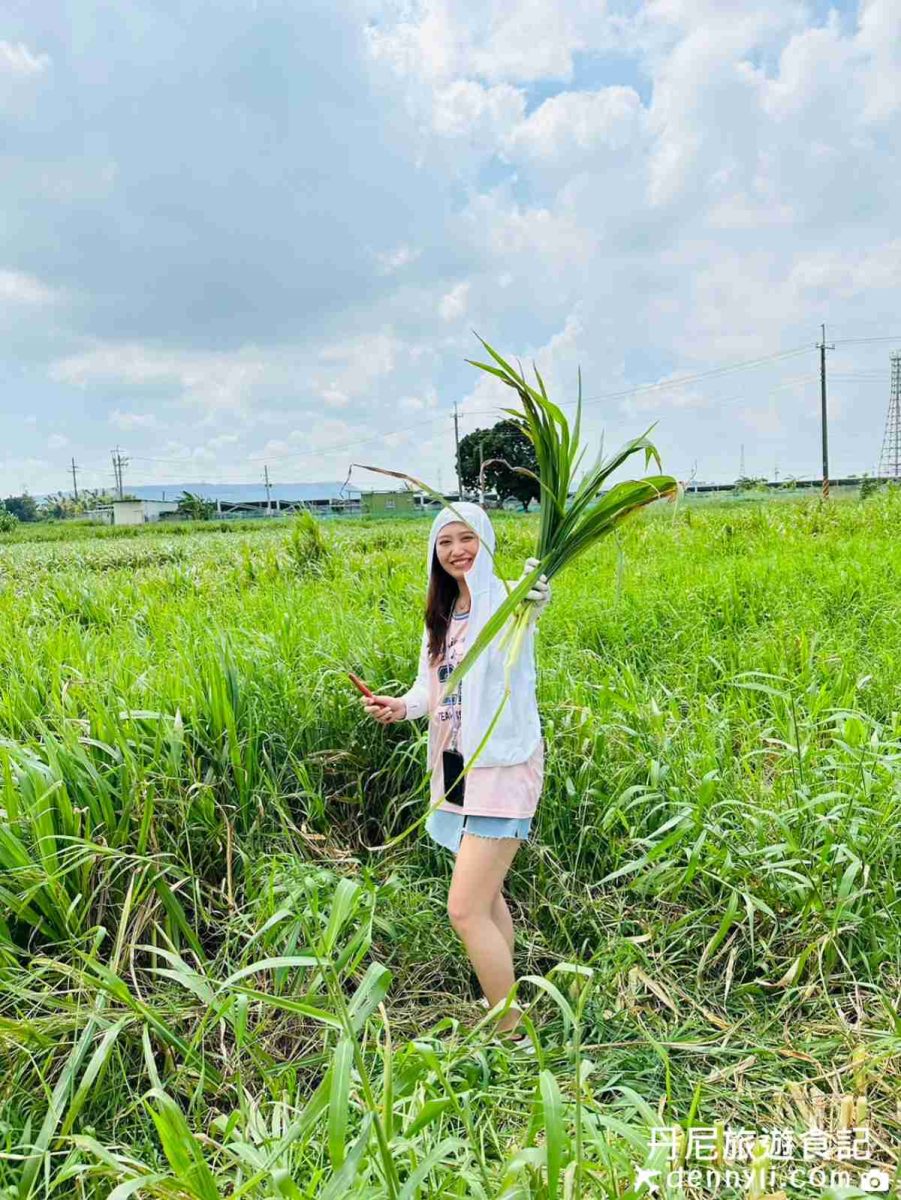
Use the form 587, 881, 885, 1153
397, 625, 431, 720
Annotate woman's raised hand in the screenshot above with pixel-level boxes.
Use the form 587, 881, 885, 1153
521, 556, 551, 613
360, 694, 407, 724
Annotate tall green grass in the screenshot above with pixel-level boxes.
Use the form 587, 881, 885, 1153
1, 500, 899, 1197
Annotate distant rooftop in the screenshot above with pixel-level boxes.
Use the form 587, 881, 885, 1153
128, 481, 363, 503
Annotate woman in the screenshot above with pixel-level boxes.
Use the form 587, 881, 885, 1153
360, 501, 550, 1043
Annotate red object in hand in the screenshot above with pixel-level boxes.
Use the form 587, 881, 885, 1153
348, 671, 376, 699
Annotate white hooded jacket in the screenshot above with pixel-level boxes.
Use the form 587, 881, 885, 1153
398, 502, 542, 768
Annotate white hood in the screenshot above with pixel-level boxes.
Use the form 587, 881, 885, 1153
400, 501, 542, 768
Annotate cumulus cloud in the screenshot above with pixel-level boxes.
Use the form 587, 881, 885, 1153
4, 1, 901, 493
110, 410, 160, 431
439, 281, 470, 320
51, 343, 272, 416
507, 86, 644, 163
366, 0, 616, 85
0, 41, 50, 77
0, 269, 57, 306
431, 79, 524, 139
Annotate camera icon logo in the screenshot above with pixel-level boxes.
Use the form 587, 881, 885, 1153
859, 1169, 891, 1192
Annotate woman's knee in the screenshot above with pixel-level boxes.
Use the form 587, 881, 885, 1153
447, 890, 487, 931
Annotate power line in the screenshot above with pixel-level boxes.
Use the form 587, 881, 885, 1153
818, 323, 835, 499
56, 337, 898, 493
89, 345, 816, 475
833, 335, 901, 345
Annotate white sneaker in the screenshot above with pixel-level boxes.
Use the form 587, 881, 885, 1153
492, 1030, 536, 1055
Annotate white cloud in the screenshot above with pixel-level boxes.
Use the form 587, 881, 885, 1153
11, 2, 901, 490
374, 244, 421, 273
456, 190, 590, 283
507, 86, 644, 164
432, 79, 524, 139
51, 343, 270, 416
315, 331, 403, 403
46, 433, 69, 449
0, 269, 57, 306
398, 387, 440, 411
320, 387, 350, 408
367, 1, 616, 85
439, 280, 470, 321
110, 409, 160, 431
0, 41, 50, 77
786, 241, 901, 299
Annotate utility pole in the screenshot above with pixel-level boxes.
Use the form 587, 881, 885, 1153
739, 443, 746, 477
111, 447, 128, 500
70, 457, 80, 501
818, 323, 835, 499
264, 465, 272, 515
452, 401, 462, 500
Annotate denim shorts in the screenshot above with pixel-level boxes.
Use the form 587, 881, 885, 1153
425, 806, 533, 855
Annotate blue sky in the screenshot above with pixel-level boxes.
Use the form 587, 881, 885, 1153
2, 0, 899, 496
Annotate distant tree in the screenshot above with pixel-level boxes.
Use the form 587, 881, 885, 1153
0, 507, 19, 533
859, 473, 883, 500
734, 475, 769, 495
39, 491, 78, 520
3, 494, 39, 522
177, 490, 215, 520
459, 420, 540, 511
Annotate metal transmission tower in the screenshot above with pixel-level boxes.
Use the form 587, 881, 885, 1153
877, 353, 901, 480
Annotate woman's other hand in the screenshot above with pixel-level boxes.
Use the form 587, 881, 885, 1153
521, 556, 551, 614
360, 694, 407, 723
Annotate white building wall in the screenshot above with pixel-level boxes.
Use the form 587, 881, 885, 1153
112, 501, 179, 526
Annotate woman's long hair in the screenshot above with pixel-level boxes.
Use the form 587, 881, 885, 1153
425, 546, 462, 664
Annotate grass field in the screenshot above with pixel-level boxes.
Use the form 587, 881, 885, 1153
1, 493, 899, 1199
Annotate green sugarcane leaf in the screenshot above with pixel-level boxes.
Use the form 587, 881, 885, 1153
217, 956, 320, 991
318, 1113, 373, 1200
18, 1014, 102, 1199
107, 1176, 170, 1200
405, 1097, 454, 1137
231, 987, 343, 1028
398, 1137, 465, 1200
59, 1015, 130, 1137
327, 1037, 353, 1169
436, 568, 543, 703
146, 1088, 222, 1200
473, 333, 523, 383
539, 1069, 566, 1200
347, 962, 393, 1032
321, 876, 360, 954
464, 359, 519, 387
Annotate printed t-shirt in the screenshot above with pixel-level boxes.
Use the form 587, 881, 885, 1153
428, 604, 544, 819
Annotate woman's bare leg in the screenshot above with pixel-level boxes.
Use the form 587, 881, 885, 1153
491, 891, 514, 955
447, 834, 523, 1032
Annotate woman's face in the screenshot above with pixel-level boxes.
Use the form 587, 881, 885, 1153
435, 521, 480, 580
